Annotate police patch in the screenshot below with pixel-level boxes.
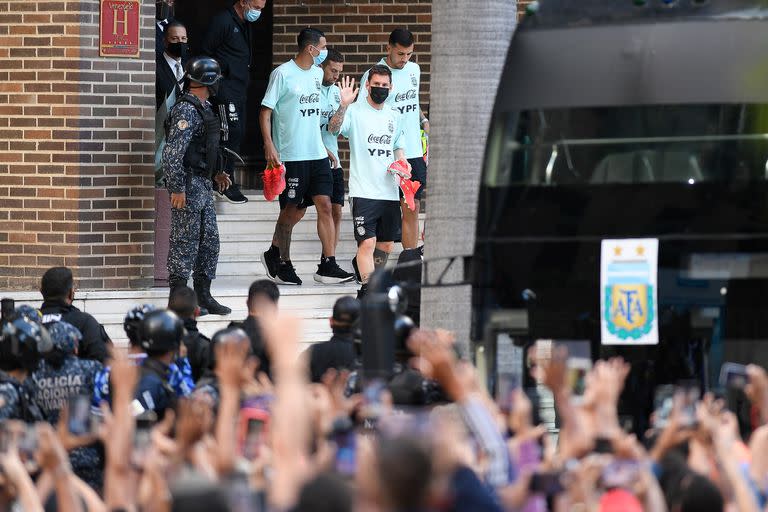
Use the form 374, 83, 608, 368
177, 119, 189, 130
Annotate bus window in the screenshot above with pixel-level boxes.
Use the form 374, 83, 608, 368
486, 104, 768, 187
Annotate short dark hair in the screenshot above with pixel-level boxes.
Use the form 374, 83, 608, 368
389, 28, 414, 48
41, 267, 74, 300
367, 64, 392, 84
164, 20, 186, 38
297, 27, 325, 51
168, 285, 197, 319
247, 279, 280, 307
323, 48, 344, 65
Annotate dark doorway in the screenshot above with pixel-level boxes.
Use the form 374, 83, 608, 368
175, 0, 272, 189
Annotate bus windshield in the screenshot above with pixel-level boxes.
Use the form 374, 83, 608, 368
485, 104, 768, 187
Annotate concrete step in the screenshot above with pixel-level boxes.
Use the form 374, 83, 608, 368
217, 253, 360, 277
2, 278, 360, 346
217, 214, 354, 236
219, 233, 361, 258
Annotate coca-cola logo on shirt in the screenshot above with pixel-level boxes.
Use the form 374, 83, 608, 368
395, 89, 417, 102
368, 134, 392, 145
299, 93, 320, 104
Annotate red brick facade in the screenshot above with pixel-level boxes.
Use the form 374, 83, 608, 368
0, 0, 156, 290
0, 1, 528, 291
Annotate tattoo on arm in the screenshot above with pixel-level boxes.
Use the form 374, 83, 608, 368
274, 222, 293, 261
328, 104, 348, 134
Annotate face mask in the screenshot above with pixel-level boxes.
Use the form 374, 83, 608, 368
166, 42, 188, 59
313, 48, 328, 67
245, 8, 261, 22
369, 86, 390, 105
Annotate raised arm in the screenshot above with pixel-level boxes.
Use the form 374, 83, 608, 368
329, 76, 358, 135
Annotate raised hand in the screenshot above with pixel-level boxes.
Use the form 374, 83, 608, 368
338, 75, 359, 106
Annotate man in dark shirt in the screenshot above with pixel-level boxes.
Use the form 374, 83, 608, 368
201, 0, 267, 205
39, 266, 111, 364
229, 279, 279, 377
308, 296, 360, 383
168, 284, 210, 382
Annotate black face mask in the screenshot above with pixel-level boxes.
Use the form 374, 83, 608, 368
166, 42, 188, 60
370, 86, 389, 105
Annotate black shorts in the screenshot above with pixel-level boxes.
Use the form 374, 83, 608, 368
404, 157, 427, 201
278, 158, 332, 210
331, 167, 345, 207
352, 198, 402, 243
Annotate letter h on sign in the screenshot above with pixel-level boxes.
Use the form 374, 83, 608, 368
113, 8, 129, 36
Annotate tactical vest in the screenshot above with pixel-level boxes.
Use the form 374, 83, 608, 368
0, 373, 45, 423
173, 94, 221, 179
138, 358, 177, 415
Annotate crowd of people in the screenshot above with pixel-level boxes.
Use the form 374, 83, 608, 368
0, 265, 767, 511
157, 0, 429, 308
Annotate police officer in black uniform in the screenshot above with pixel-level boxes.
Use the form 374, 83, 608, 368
135, 309, 185, 419
163, 56, 232, 316
201, 0, 266, 205
0, 313, 50, 422
39, 266, 111, 363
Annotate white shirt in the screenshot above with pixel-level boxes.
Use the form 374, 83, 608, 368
163, 52, 183, 82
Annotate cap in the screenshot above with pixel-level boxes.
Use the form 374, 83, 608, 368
332, 296, 360, 327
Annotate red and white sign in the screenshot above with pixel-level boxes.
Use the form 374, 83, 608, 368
99, 0, 140, 58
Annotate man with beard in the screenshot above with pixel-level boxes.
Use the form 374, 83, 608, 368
357, 29, 428, 251
319, 49, 347, 259
329, 66, 407, 298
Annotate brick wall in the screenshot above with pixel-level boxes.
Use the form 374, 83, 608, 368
0, 0, 156, 291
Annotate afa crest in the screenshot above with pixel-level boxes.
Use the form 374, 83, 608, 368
605, 284, 654, 340
388, 119, 394, 133
600, 239, 659, 346
410, 74, 417, 87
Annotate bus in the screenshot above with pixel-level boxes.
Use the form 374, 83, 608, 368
474, 0, 768, 432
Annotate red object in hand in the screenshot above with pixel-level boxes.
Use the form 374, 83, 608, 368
399, 178, 421, 211
387, 158, 412, 180
263, 163, 286, 201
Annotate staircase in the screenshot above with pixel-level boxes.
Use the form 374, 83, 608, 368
2, 192, 419, 351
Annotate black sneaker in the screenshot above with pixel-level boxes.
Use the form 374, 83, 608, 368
262, 246, 280, 280
219, 184, 248, 204
314, 258, 355, 284
357, 283, 369, 300
351, 256, 362, 284
275, 261, 302, 285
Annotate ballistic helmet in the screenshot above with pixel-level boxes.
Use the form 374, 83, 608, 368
140, 309, 184, 355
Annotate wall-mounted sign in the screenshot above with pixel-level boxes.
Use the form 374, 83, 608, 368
99, 0, 140, 58
600, 238, 659, 346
